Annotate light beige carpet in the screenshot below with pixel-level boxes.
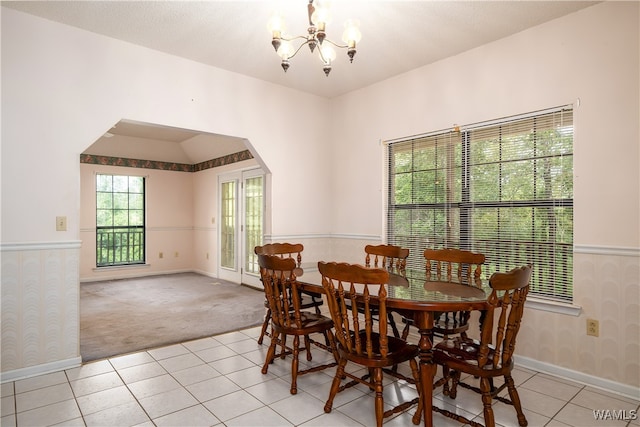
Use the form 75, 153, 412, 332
80, 273, 265, 361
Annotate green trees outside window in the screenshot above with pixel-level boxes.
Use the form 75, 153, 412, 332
387, 108, 573, 302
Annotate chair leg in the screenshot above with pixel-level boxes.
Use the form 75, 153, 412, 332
448, 369, 461, 399
387, 313, 400, 338
324, 331, 343, 378
257, 308, 271, 345
401, 318, 412, 341
409, 358, 423, 426
505, 375, 528, 427
325, 358, 347, 413
479, 377, 496, 427
441, 365, 454, 397
304, 335, 312, 361
290, 335, 300, 394
372, 367, 384, 427
327, 330, 340, 365
261, 331, 279, 374
322, 329, 331, 347
280, 334, 287, 359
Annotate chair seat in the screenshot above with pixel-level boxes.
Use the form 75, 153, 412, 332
435, 337, 513, 374
431, 265, 531, 427
255, 243, 322, 346
266, 293, 323, 310
259, 290, 324, 345
401, 312, 470, 340
338, 331, 419, 368
275, 311, 334, 335
257, 253, 339, 396
432, 312, 470, 336
319, 261, 422, 427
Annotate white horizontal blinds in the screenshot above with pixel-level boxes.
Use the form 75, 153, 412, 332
467, 108, 573, 301
387, 106, 574, 302
387, 131, 462, 274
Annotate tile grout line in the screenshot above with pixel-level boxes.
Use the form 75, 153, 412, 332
63, 369, 87, 426
5, 326, 639, 427
107, 355, 158, 426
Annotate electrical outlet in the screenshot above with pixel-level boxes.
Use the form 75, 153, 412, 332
587, 318, 599, 337
159, 252, 163, 259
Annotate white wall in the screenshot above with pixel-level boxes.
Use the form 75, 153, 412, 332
79, 157, 262, 282
1, 8, 332, 245
329, 2, 639, 246
79, 164, 197, 281
327, 2, 639, 393
1, 6, 331, 378
1, 2, 638, 395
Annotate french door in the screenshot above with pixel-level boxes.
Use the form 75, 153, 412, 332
218, 168, 264, 288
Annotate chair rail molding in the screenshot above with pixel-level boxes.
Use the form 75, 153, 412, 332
574, 244, 640, 257
0, 240, 82, 251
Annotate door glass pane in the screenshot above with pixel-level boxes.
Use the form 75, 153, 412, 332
221, 181, 236, 269
244, 176, 263, 274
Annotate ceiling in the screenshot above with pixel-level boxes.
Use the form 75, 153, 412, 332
83, 120, 249, 165
3, 0, 598, 163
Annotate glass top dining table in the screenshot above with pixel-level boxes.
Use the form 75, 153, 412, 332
296, 267, 490, 427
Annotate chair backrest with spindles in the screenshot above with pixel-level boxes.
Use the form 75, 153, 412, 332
424, 248, 485, 285
318, 261, 390, 358
255, 243, 303, 268
365, 244, 409, 272
257, 254, 303, 329
478, 265, 532, 369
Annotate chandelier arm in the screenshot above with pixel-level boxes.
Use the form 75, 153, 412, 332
280, 35, 308, 43
286, 40, 312, 60
322, 39, 349, 49
318, 46, 327, 63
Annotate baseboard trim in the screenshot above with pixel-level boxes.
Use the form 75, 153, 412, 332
80, 268, 193, 283
1, 357, 82, 383
191, 269, 217, 279
515, 355, 640, 400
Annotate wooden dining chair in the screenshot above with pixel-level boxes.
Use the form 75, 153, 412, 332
431, 265, 532, 427
401, 248, 486, 340
257, 254, 338, 395
364, 244, 409, 338
254, 243, 324, 345
318, 261, 422, 427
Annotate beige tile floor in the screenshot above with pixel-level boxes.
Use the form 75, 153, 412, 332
2, 326, 639, 427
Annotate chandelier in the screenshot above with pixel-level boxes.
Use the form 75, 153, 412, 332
268, 0, 362, 76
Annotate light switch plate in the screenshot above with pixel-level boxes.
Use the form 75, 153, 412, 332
56, 216, 67, 231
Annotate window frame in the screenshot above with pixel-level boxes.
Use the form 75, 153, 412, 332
95, 173, 146, 267
385, 106, 574, 304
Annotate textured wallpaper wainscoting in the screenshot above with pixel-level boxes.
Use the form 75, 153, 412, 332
1, 238, 638, 399
1, 242, 81, 381
517, 247, 639, 397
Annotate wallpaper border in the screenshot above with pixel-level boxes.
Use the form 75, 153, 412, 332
80, 150, 254, 172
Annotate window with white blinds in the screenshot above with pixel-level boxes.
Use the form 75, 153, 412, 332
386, 107, 573, 302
